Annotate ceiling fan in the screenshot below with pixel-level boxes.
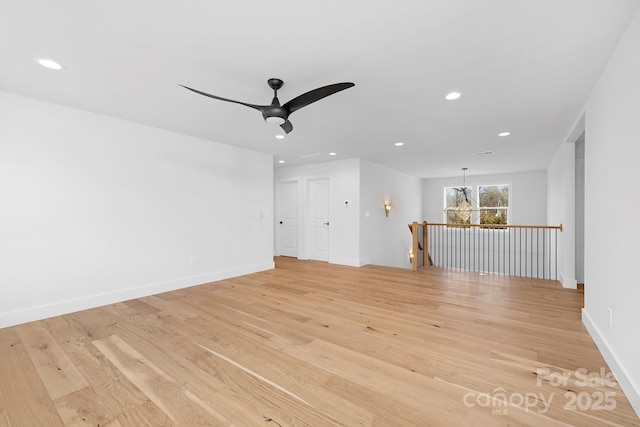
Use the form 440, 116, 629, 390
180, 78, 354, 134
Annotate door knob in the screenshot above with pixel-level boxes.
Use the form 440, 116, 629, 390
324, 222, 330, 226
279, 221, 283, 224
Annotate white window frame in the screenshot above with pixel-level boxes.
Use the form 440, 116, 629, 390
477, 183, 510, 226
443, 183, 511, 226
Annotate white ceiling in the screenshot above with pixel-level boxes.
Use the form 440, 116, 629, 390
2, 0, 638, 178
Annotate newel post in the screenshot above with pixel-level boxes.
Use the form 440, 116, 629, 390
411, 221, 419, 271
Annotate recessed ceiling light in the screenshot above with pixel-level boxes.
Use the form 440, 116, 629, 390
275, 135, 285, 140
278, 160, 285, 164
394, 142, 404, 147
445, 92, 462, 100
328, 152, 337, 156
35, 58, 63, 70
498, 131, 511, 137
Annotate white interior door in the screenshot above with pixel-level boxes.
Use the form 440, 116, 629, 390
308, 178, 329, 261
278, 181, 298, 257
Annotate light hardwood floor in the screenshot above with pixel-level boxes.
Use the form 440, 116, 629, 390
1, 257, 638, 426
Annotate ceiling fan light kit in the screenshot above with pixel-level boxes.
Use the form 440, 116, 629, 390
265, 116, 286, 125
180, 78, 354, 134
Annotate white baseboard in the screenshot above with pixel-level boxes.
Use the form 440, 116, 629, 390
0, 261, 274, 329
329, 256, 363, 267
559, 273, 578, 289
358, 257, 370, 267
582, 308, 640, 418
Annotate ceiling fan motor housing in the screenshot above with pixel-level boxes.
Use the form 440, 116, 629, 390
262, 103, 288, 124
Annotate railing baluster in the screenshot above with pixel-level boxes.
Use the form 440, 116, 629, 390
518, 227, 521, 277
529, 228, 533, 278
433, 224, 436, 267
485, 227, 488, 273
491, 228, 500, 273
456, 228, 461, 270
481, 227, 485, 273
456, 227, 459, 270
449, 225, 451, 269
504, 227, 507, 275
473, 226, 476, 272
555, 230, 558, 280
525, 228, 528, 277
508, 228, 511, 276
469, 228, 472, 271
543, 228, 547, 279
532, 229, 540, 279
537, 228, 540, 279
438, 225, 441, 267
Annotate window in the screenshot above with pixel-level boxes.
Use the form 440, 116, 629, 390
444, 186, 472, 225
443, 184, 510, 225
479, 184, 509, 225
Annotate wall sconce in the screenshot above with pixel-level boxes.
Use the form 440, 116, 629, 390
384, 201, 393, 217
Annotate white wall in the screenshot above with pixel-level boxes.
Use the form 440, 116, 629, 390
274, 158, 361, 266
581, 8, 640, 416
360, 160, 422, 268
422, 170, 547, 225
0, 91, 274, 328
547, 142, 577, 288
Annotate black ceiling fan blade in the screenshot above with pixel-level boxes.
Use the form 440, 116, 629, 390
280, 120, 293, 134
180, 85, 265, 112
283, 82, 355, 115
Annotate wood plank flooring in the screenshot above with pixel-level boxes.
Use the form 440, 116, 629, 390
1, 257, 638, 426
